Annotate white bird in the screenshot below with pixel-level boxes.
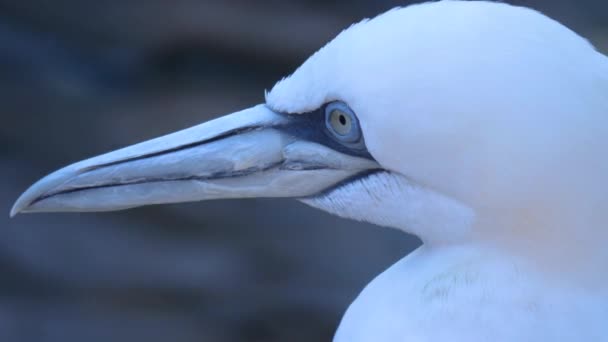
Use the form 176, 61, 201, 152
11, 1, 608, 340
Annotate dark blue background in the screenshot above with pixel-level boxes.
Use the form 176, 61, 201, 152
2, 1, 606, 341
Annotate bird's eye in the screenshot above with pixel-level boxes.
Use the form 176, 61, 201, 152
324, 102, 361, 144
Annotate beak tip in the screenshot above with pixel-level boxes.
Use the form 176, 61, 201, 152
10, 165, 80, 218
10, 203, 23, 218
11, 177, 55, 218
9, 208, 19, 218
10, 193, 32, 218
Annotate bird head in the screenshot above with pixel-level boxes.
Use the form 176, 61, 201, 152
12, 2, 608, 251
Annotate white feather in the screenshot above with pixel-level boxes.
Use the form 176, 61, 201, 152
270, 1, 608, 340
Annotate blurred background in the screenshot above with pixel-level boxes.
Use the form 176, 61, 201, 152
1, 0, 606, 341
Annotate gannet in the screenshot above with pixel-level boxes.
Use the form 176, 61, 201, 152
10, 1, 608, 340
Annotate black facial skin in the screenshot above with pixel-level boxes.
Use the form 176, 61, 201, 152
276, 101, 382, 198
277, 101, 375, 161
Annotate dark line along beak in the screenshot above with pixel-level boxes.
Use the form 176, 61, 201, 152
11, 104, 378, 216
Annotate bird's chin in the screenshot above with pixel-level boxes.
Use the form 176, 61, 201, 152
301, 171, 475, 243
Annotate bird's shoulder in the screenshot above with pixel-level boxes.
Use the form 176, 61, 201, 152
334, 245, 608, 342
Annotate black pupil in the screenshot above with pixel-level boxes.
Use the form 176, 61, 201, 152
339, 114, 346, 125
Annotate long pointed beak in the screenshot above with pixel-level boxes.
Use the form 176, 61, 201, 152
11, 104, 378, 217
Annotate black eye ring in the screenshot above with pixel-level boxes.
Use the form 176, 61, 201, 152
324, 102, 362, 145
